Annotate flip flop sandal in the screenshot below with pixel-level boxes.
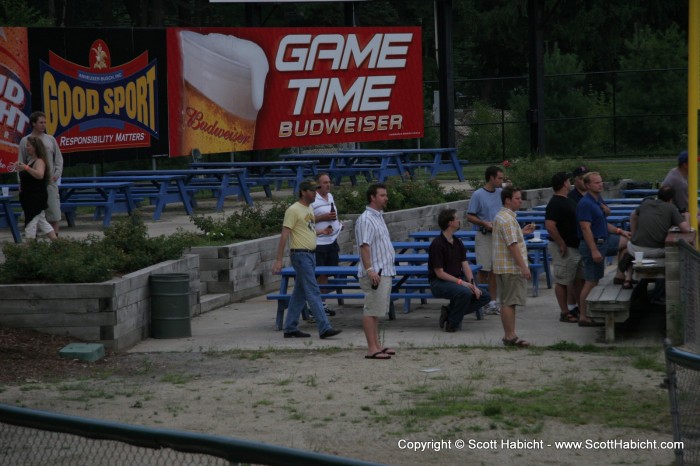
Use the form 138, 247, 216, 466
381, 347, 396, 355
365, 351, 391, 360
559, 312, 578, 323
502, 337, 530, 348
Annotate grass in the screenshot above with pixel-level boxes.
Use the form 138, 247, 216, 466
460, 158, 676, 186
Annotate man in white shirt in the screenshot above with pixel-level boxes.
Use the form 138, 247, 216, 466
312, 173, 341, 317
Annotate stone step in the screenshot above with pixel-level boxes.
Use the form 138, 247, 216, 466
199, 293, 230, 314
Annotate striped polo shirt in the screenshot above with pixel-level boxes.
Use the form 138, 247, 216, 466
355, 206, 396, 278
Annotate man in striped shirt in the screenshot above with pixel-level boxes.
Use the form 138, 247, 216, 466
492, 186, 535, 348
355, 184, 396, 360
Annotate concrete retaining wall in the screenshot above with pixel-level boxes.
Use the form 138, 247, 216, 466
0, 255, 200, 351
189, 200, 470, 301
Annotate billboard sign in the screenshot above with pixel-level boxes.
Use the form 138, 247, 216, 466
0, 27, 31, 171
167, 27, 423, 155
38, 39, 159, 153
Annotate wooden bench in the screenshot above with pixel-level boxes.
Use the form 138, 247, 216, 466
586, 272, 634, 343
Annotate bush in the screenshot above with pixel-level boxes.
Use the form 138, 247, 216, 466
333, 178, 468, 214
496, 156, 613, 190
190, 200, 292, 241
0, 214, 200, 284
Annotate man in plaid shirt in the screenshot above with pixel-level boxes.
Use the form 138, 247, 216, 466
492, 186, 536, 348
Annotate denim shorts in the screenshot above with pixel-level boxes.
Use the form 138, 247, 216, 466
578, 235, 620, 281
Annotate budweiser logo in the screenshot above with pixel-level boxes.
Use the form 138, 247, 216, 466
184, 107, 252, 145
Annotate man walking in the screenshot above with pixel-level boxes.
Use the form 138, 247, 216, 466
312, 172, 340, 317
576, 172, 631, 326
356, 184, 396, 360
545, 172, 582, 323
492, 186, 535, 347
466, 166, 504, 315
272, 180, 342, 340
429, 209, 490, 332
19, 111, 63, 235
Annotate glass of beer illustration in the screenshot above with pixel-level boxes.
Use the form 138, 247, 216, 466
179, 31, 268, 154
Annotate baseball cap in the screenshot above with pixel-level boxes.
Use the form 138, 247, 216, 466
678, 150, 688, 164
572, 166, 589, 177
551, 171, 571, 191
299, 179, 319, 191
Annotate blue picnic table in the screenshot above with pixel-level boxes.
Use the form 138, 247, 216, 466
341, 147, 466, 181
0, 194, 21, 242
59, 181, 136, 227
269, 263, 481, 330
108, 168, 251, 210
63, 175, 192, 221
189, 160, 317, 196
280, 151, 408, 184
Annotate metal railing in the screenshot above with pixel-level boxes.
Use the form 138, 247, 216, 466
0, 404, 383, 466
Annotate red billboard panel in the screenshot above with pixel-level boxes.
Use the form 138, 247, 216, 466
0, 27, 31, 172
167, 27, 423, 156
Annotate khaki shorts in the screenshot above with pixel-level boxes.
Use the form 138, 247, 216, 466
45, 183, 61, 223
496, 273, 526, 307
359, 275, 392, 317
548, 242, 582, 286
475, 232, 493, 272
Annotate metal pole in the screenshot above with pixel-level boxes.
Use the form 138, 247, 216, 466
435, 0, 455, 148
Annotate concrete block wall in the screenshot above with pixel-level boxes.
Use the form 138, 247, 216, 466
0, 255, 200, 351
189, 200, 470, 303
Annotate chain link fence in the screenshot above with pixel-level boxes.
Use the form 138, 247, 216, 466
0, 404, 381, 466
664, 240, 700, 465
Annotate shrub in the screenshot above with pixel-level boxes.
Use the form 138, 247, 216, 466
333, 178, 468, 214
0, 214, 199, 284
190, 200, 292, 241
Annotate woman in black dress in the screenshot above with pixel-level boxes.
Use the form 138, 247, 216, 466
17, 136, 56, 241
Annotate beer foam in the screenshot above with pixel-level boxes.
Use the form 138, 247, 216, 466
180, 31, 268, 112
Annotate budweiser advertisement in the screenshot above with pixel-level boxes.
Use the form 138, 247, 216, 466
0, 27, 31, 172
167, 27, 423, 156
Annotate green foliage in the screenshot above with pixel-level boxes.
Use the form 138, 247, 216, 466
190, 200, 292, 241
0, 214, 200, 284
333, 178, 467, 214
458, 101, 507, 163
616, 25, 687, 152
0, 0, 53, 26
501, 156, 613, 190
508, 45, 615, 157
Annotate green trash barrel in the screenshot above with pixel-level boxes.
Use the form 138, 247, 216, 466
150, 273, 192, 339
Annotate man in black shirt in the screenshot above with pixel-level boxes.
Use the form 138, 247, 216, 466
546, 172, 582, 323
429, 209, 491, 332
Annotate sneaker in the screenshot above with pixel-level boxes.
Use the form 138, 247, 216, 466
323, 303, 336, 316
439, 305, 448, 329
320, 328, 342, 339
284, 330, 311, 338
482, 302, 500, 315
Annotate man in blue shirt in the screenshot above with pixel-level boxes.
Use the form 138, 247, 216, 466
466, 166, 504, 315
576, 172, 631, 326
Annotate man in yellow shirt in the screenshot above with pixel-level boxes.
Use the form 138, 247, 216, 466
272, 180, 342, 339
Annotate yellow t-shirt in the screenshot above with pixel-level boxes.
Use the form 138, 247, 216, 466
283, 201, 317, 250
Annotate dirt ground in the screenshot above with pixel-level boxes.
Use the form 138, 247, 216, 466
0, 327, 679, 466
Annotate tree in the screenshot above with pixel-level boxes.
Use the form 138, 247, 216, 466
615, 24, 687, 152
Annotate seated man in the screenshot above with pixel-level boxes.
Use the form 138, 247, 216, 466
428, 208, 490, 332
621, 186, 690, 294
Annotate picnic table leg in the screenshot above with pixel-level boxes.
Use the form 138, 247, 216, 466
275, 301, 285, 331
605, 314, 615, 343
